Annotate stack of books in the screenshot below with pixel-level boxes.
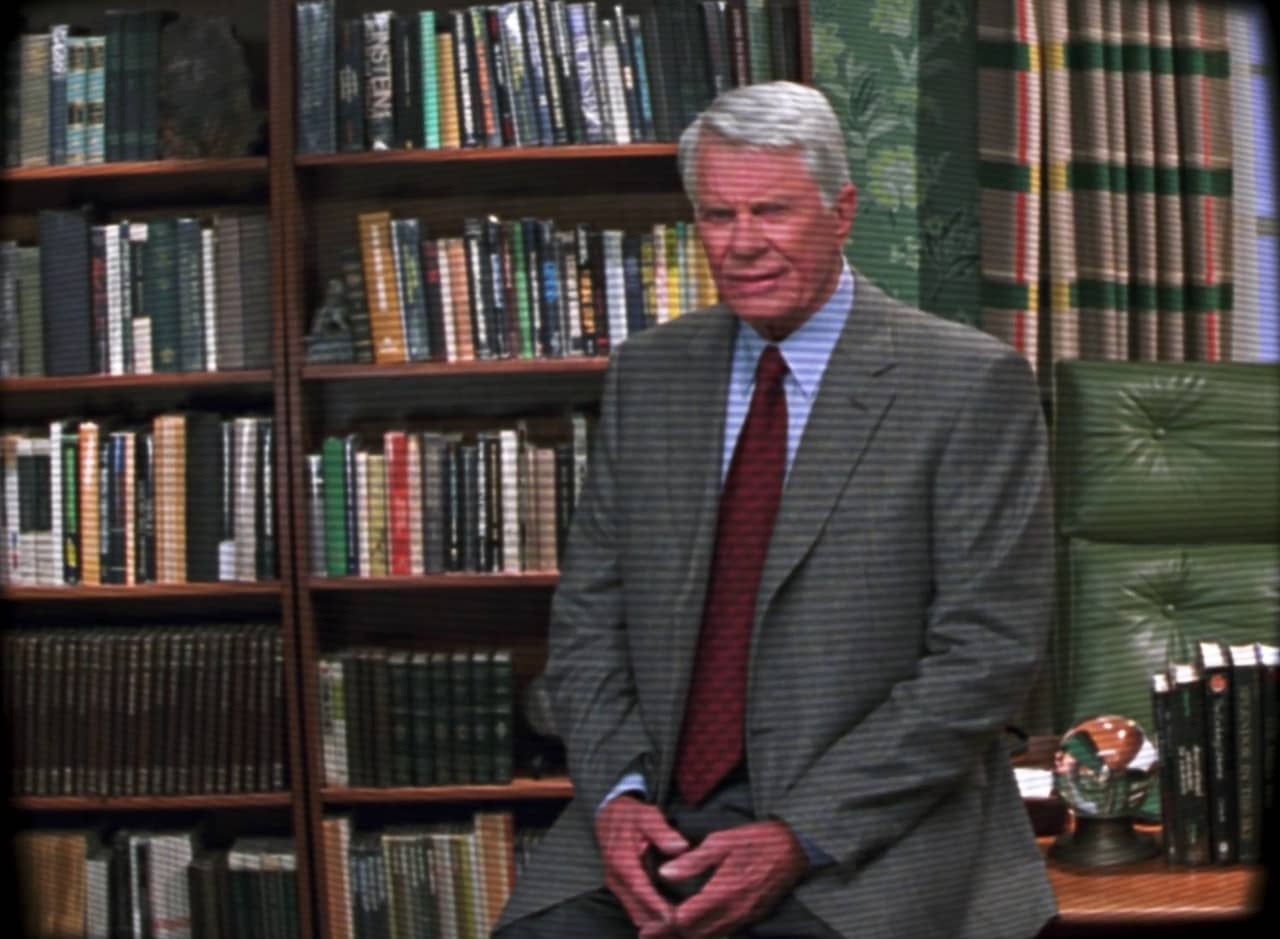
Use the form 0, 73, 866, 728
1151, 639, 1278, 865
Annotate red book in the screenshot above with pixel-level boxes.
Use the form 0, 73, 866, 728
384, 431, 412, 575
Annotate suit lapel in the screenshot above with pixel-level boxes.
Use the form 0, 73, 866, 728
753, 275, 899, 637
652, 308, 737, 768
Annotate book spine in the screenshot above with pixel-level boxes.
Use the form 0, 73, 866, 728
357, 211, 407, 363
85, 36, 105, 163
391, 218, 431, 361
48, 25, 69, 165
521, 1, 555, 146
296, 0, 337, 154
566, 5, 604, 144
363, 11, 394, 149
468, 7, 502, 147
1199, 643, 1237, 863
1230, 647, 1263, 863
336, 17, 366, 152
64, 36, 87, 165
420, 12, 440, 149
338, 246, 375, 363
176, 218, 206, 372
534, 0, 570, 144
1170, 664, 1211, 865
451, 10, 480, 148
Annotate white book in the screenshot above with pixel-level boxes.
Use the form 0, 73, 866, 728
103, 224, 125, 374
598, 17, 631, 144
466, 832, 489, 938
498, 428, 520, 572
48, 421, 64, 584
602, 229, 627, 346
85, 843, 111, 938
218, 420, 237, 580
318, 657, 350, 787
146, 830, 195, 939
201, 226, 218, 371
233, 416, 258, 581
306, 452, 326, 577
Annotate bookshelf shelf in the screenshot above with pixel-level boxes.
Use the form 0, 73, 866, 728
0, 157, 268, 183
1, 581, 283, 602
301, 358, 608, 381
308, 573, 559, 591
0, 370, 273, 395
0, 158, 270, 212
1041, 838, 1263, 925
322, 776, 573, 805
12, 793, 293, 812
295, 143, 676, 167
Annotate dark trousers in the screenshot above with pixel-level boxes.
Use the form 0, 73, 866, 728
494, 771, 840, 939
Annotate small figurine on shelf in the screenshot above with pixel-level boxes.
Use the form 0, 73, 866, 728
303, 278, 355, 364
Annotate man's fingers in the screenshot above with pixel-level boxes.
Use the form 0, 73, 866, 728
670, 873, 737, 938
638, 813, 690, 857
657, 839, 721, 881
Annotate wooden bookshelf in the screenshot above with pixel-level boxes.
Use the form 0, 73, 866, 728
322, 776, 573, 806
13, 793, 293, 812
1042, 837, 1264, 926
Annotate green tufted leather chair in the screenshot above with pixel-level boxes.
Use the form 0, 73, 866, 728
1052, 361, 1280, 746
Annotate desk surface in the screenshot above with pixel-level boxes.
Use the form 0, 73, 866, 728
1040, 838, 1265, 924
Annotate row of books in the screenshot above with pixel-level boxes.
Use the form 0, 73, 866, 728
0, 210, 271, 379
4, 625, 288, 798
295, 0, 801, 153
15, 828, 300, 939
346, 210, 714, 366
1, 414, 276, 587
321, 813, 532, 939
318, 646, 515, 789
309, 417, 589, 578
1151, 639, 1278, 866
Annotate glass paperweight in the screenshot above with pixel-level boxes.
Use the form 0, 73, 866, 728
1049, 715, 1160, 866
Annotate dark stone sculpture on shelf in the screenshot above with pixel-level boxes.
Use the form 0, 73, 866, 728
304, 278, 356, 364
159, 15, 263, 158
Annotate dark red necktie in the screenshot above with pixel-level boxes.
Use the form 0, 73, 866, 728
675, 345, 789, 806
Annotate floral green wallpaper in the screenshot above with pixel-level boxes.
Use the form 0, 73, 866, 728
811, 0, 980, 326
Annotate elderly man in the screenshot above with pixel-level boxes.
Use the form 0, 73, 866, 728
496, 81, 1056, 939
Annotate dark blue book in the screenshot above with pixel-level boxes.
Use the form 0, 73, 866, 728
390, 218, 431, 361
38, 207, 93, 375
566, 3, 604, 143
391, 12, 421, 148
103, 12, 125, 161
175, 218, 204, 372
295, 0, 337, 154
536, 219, 564, 356
143, 218, 180, 372
336, 18, 365, 151
48, 25, 70, 165
521, 1, 554, 145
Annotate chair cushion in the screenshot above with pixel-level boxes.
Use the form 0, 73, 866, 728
1055, 363, 1280, 543
1058, 538, 1280, 734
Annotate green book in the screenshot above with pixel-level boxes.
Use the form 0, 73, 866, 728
419, 11, 439, 148
470, 649, 494, 783
16, 245, 43, 376
430, 652, 453, 784
450, 651, 473, 783
387, 650, 414, 787
408, 651, 435, 787
491, 649, 514, 783
508, 220, 534, 359
321, 437, 348, 577
142, 218, 179, 372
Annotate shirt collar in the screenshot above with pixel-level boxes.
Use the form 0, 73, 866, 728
732, 261, 854, 400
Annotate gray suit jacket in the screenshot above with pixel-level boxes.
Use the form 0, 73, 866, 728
498, 273, 1058, 938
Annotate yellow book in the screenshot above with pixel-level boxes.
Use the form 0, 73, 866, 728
437, 32, 461, 149
366, 453, 388, 576
665, 225, 681, 319
357, 210, 407, 364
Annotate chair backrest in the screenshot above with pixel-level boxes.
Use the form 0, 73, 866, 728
1052, 361, 1280, 737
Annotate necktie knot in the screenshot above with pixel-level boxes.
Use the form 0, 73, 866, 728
756, 345, 788, 392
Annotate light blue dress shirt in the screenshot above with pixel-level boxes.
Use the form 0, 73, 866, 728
597, 264, 856, 866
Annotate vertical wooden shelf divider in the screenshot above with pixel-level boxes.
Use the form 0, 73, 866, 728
267, 0, 315, 935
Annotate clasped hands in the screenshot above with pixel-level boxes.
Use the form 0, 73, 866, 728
594, 794, 810, 939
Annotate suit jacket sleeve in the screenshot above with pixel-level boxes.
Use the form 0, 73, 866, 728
774, 347, 1053, 870
544, 348, 655, 814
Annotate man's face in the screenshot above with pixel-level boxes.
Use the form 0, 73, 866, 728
694, 137, 857, 340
